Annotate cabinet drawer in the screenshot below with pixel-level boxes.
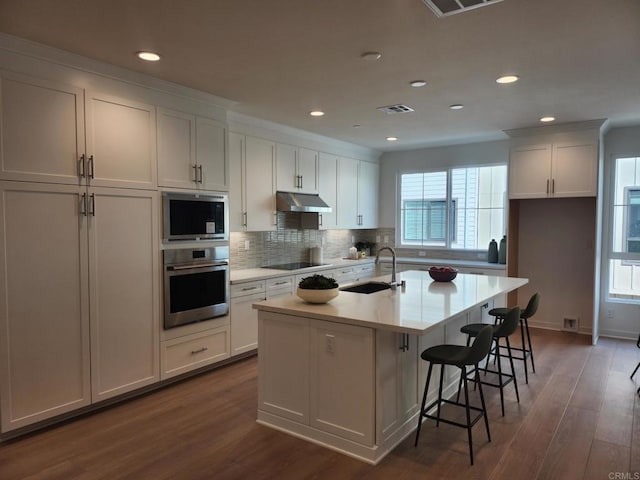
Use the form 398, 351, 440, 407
161, 326, 230, 380
266, 276, 294, 292
231, 280, 266, 297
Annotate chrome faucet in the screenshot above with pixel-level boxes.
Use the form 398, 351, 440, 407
375, 246, 397, 288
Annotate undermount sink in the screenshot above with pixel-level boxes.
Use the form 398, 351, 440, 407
339, 282, 391, 294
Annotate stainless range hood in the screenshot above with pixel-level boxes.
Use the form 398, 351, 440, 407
276, 191, 332, 213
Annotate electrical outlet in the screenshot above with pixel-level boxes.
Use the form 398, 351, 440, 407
244, 240, 250, 250
606, 308, 614, 319
418, 251, 426, 257
376, 235, 381, 243
351, 235, 355, 243
383, 235, 389, 243
326, 334, 335, 354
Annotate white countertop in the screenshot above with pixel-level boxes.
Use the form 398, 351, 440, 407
230, 257, 375, 283
252, 270, 528, 334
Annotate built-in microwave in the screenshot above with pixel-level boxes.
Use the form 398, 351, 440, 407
162, 192, 229, 242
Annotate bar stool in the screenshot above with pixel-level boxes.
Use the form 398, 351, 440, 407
487, 293, 540, 384
630, 332, 640, 396
414, 325, 494, 465
459, 307, 521, 417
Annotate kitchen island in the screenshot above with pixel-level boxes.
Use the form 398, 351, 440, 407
252, 270, 528, 464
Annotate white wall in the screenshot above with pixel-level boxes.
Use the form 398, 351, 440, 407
378, 140, 510, 228
599, 125, 640, 339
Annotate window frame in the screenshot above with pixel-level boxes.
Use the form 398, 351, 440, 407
396, 163, 507, 251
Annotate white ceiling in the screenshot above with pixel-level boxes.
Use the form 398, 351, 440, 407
1, 0, 639, 152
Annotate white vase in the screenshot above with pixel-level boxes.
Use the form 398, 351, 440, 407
296, 287, 339, 304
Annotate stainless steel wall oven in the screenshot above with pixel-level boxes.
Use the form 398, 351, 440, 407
163, 246, 230, 329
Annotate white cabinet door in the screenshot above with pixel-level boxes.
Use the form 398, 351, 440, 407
318, 152, 338, 230
230, 291, 265, 355
509, 144, 552, 199
196, 117, 228, 191
258, 312, 310, 424
85, 91, 157, 190
244, 136, 276, 231
0, 182, 90, 432
552, 142, 597, 197
338, 156, 359, 228
358, 161, 379, 228
88, 188, 159, 402
275, 142, 298, 192
298, 148, 318, 194
0, 71, 85, 185
228, 132, 245, 231
309, 320, 374, 446
157, 107, 196, 189
376, 331, 419, 442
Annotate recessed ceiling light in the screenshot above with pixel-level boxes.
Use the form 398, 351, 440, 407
449, 104, 464, 110
353, 124, 361, 128
386, 136, 398, 141
309, 110, 325, 117
361, 51, 382, 61
136, 51, 161, 62
540, 116, 556, 122
410, 80, 427, 88
496, 75, 519, 84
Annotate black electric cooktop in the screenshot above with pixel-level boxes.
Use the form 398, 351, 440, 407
262, 262, 329, 270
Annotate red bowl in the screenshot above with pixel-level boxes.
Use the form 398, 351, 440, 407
428, 267, 458, 282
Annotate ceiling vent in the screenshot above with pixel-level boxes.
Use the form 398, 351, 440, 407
422, 0, 504, 18
377, 104, 415, 114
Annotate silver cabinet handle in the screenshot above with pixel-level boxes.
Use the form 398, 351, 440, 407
198, 165, 203, 184
191, 347, 208, 355
399, 333, 409, 352
273, 281, 289, 286
78, 154, 86, 178
319, 213, 323, 226
243, 212, 247, 227
273, 212, 278, 225
168, 261, 228, 271
88, 155, 94, 179
241, 286, 259, 291
89, 193, 96, 216
192, 165, 198, 182
546, 179, 549, 194
552, 178, 555, 194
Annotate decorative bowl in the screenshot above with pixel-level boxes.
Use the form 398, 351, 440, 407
428, 267, 458, 282
296, 287, 339, 304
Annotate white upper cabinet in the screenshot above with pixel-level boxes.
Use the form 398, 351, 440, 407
0, 71, 85, 185
358, 160, 379, 228
157, 107, 228, 191
337, 156, 359, 228
509, 140, 598, 199
275, 143, 318, 194
84, 91, 156, 190
337, 157, 379, 229
229, 132, 276, 232
0, 72, 157, 190
318, 152, 338, 230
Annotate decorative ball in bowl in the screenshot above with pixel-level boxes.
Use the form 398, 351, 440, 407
297, 274, 339, 304
428, 266, 458, 282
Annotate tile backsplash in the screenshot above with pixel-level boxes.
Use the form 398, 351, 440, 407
230, 214, 395, 269
229, 216, 488, 269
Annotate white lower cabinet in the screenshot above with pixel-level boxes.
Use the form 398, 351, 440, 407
0, 182, 159, 432
230, 280, 266, 355
161, 326, 230, 380
258, 312, 374, 446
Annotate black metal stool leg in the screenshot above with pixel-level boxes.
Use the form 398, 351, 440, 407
415, 362, 433, 446
475, 364, 491, 442
524, 318, 535, 373
495, 339, 505, 416
436, 364, 445, 427
505, 336, 520, 403
631, 362, 640, 380
462, 365, 474, 465
519, 318, 529, 384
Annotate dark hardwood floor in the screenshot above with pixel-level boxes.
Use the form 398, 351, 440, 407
1, 328, 639, 480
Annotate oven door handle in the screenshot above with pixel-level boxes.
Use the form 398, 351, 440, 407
167, 262, 228, 271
